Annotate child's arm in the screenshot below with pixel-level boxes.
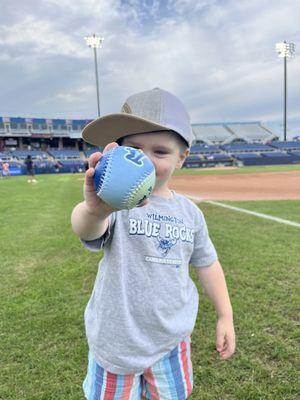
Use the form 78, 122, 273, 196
71, 200, 112, 241
196, 260, 236, 360
71, 143, 118, 241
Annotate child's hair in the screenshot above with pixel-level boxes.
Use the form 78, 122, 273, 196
117, 130, 189, 154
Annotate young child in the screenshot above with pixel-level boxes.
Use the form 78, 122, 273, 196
71, 88, 235, 400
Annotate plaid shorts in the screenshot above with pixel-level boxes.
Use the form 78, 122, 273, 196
83, 337, 193, 400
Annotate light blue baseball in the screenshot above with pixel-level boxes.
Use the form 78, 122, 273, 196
93, 146, 156, 210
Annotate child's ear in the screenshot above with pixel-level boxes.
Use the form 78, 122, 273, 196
176, 148, 190, 169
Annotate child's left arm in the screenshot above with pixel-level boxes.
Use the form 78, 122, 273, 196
196, 260, 236, 360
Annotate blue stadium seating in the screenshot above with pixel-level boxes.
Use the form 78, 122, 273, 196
221, 143, 273, 152
185, 155, 202, 161
204, 153, 232, 161
233, 153, 262, 159
270, 141, 300, 150
183, 155, 202, 168
262, 152, 291, 158
190, 144, 221, 154
48, 149, 81, 159
57, 159, 86, 173
289, 151, 300, 158
0, 151, 12, 160
202, 153, 233, 167
85, 147, 103, 157
183, 153, 233, 168
12, 150, 49, 159
233, 152, 299, 166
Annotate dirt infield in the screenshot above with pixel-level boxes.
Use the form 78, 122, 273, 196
170, 170, 300, 201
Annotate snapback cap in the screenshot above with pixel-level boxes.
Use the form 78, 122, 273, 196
82, 88, 194, 147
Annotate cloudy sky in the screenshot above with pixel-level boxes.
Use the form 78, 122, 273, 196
0, 0, 299, 138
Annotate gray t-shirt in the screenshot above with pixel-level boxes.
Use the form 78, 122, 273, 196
82, 192, 217, 374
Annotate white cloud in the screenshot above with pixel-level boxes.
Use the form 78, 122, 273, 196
0, 0, 299, 132
0, 15, 82, 57
41, 85, 94, 104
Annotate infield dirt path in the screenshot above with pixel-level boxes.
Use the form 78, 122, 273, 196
170, 170, 300, 201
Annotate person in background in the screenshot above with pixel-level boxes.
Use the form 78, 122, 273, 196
54, 160, 63, 173
25, 155, 37, 183
1, 161, 10, 178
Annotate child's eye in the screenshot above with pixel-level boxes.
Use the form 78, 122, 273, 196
155, 150, 168, 155
130, 146, 141, 151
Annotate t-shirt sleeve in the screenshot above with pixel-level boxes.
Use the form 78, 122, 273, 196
190, 209, 218, 268
80, 212, 116, 252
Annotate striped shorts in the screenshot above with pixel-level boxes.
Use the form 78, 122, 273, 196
83, 337, 193, 400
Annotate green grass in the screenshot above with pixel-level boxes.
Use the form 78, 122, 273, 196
0, 174, 299, 399
174, 164, 300, 175
219, 200, 300, 224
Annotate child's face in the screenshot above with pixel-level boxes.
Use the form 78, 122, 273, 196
122, 131, 189, 195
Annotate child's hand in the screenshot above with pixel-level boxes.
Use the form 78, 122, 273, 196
216, 316, 235, 360
84, 142, 119, 216
84, 142, 149, 215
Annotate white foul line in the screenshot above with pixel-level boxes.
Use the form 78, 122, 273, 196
185, 195, 300, 228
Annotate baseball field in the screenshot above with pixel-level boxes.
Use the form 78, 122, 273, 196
1, 165, 299, 399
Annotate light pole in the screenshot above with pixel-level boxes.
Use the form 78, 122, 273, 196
275, 41, 295, 141
85, 34, 104, 117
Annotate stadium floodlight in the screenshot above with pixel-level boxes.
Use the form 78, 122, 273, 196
276, 42, 295, 58
275, 41, 295, 141
85, 34, 104, 117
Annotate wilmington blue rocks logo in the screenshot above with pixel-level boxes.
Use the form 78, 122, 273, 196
156, 236, 177, 256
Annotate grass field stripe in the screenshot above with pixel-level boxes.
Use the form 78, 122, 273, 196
205, 200, 300, 228
185, 194, 300, 228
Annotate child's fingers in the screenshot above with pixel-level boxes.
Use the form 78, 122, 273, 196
85, 167, 96, 181
88, 152, 103, 169
218, 334, 235, 359
103, 142, 119, 153
225, 335, 236, 358
86, 143, 118, 185
219, 346, 234, 359
216, 332, 225, 353
84, 168, 97, 192
82, 143, 119, 204
86, 167, 95, 178
88, 143, 118, 169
